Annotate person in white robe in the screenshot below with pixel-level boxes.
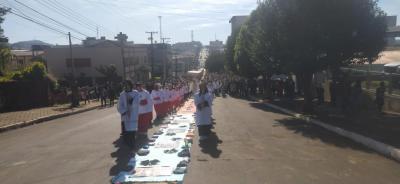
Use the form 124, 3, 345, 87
117, 80, 139, 148
151, 83, 165, 118
137, 82, 153, 136
194, 82, 213, 141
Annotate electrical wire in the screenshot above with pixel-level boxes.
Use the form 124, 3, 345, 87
0, 3, 84, 40
50, 0, 113, 35
36, 0, 97, 33
14, 0, 91, 38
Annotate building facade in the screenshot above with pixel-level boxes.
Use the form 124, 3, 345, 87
45, 35, 172, 84
209, 40, 224, 53
6, 50, 44, 71
386, 16, 400, 46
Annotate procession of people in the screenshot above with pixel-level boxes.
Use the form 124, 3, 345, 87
117, 78, 204, 150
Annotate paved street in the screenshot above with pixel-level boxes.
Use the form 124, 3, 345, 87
0, 106, 120, 184
1, 97, 400, 184
184, 96, 400, 184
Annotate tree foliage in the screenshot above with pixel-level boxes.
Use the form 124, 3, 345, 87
0, 62, 47, 81
95, 64, 120, 83
225, 30, 239, 73
228, 0, 387, 112
0, 7, 10, 74
205, 52, 225, 73
233, 25, 259, 78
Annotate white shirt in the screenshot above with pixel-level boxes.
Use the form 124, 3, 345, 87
138, 90, 153, 114
117, 90, 139, 131
151, 89, 163, 105
194, 92, 213, 126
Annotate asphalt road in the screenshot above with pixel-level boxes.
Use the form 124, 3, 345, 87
1, 97, 400, 184
184, 96, 400, 184
0, 106, 122, 184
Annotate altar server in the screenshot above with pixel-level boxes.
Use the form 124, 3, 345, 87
151, 83, 165, 118
137, 82, 153, 136
117, 80, 139, 148
194, 82, 213, 141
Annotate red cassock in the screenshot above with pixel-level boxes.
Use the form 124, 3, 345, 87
138, 112, 152, 133
153, 97, 166, 117
138, 92, 153, 134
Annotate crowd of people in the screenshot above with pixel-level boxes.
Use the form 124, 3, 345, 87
202, 72, 387, 115
117, 80, 192, 149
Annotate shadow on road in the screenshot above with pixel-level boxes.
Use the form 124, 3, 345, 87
274, 118, 374, 153
109, 136, 134, 176
199, 131, 223, 158
249, 102, 292, 116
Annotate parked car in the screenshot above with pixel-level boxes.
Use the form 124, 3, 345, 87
384, 62, 400, 74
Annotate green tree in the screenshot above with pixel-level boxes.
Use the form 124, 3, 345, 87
0, 62, 47, 81
245, 0, 387, 112
225, 29, 239, 73
95, 64, 120, 83
233, 24, 259, 78
205, 52, 225, 73
0, 7, 10, 75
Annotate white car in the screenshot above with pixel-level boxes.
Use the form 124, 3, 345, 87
384, 62, 400, 74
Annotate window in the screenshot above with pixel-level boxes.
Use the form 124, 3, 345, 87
66, 58, 91, 68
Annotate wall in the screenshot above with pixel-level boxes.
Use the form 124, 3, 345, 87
0, 80, 49, 111
44, 47, 123, 80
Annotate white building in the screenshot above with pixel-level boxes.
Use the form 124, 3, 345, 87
45, 34, 172, 84
45, 36, 150, 84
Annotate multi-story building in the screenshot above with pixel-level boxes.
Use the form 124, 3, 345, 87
172, 41, 202, 71
386, 16, 400, 46
209, 40, 224, 53
45, 33, 172, 84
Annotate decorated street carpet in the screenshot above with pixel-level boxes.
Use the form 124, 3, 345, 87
112, 99, 196, 184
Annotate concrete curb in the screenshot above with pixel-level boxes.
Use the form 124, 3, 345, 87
0, 105, 101, 133
263, 101, 400, 162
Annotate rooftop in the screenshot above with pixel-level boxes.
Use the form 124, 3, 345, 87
11, 50, 44, 56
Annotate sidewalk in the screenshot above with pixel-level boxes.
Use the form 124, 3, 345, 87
0, 100, 102, 132
265, 97, 400, 148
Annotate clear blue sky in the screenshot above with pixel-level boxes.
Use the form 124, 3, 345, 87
1, 0, 399, 45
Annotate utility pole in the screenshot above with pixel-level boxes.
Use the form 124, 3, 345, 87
146, 31, 158, 79
161, 37, 171, 81
158, 16, 162, 43
119, 39, 126, 80
175, 54, 178, 78
96, 27, 99, 39
68, 32, 78, 107
191, 30, 194, 42
115, 32, 127, 80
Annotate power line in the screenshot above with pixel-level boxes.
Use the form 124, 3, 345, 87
1, 3, 83, 40
51, 0, 99, 27
36, 0, 97, 33
40, 0, 98, 32
81, 0, 152, 30
49, 0, 113, 35
8, 9, 83, 40
14, 0, 90, 38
